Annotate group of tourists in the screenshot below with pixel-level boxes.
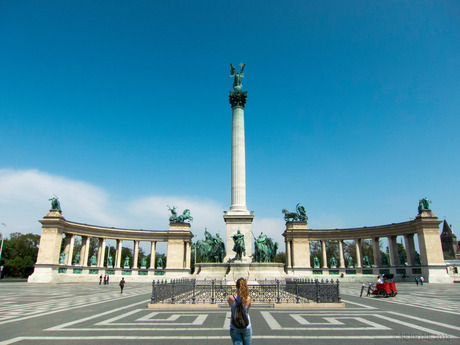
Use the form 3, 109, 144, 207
415, 276, 425, 286
99, 274, 110, 285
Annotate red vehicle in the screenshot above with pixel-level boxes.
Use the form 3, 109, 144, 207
360, 274, 397, 297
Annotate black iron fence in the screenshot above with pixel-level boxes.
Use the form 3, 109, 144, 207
151, 278, 340, 304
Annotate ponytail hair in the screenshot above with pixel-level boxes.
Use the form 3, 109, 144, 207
236, 278, 249, 306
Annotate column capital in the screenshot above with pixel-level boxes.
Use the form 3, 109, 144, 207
229, 91, 248, 108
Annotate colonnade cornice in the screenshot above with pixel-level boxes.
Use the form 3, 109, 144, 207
40, 218, 194, 242
283, 218, 439, 241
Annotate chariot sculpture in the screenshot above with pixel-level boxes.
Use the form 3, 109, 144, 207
168, 206, 193, 223
282, 203, 308, 222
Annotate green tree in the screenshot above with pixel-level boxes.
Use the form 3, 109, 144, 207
0, 233, 40, 278
274, 252, 286, 263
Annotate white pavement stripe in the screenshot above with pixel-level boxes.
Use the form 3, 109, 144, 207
223, 311, 231, 329
372, 314, 453, 337
45, 300, 148, 331
94, 309, 142, 325
387, 311, 460, 331
340, 299, 376, 309
261, 311, 282, 330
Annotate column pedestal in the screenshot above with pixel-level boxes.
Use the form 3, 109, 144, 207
224, 213, 254, 262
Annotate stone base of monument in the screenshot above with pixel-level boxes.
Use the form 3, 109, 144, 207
194, 262, 286, 283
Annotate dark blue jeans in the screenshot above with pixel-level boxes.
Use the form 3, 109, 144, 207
230, 327, 252, 345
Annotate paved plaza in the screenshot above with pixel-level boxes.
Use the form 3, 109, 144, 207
0, 281, 459, 344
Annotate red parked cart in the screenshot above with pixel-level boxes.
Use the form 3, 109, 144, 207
360, 274, 397, 297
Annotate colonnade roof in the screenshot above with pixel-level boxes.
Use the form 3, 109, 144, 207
39, 214, 193, 241
283, 214, 441, 240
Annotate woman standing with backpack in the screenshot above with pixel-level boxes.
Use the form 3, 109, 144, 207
228, 277, 252, 345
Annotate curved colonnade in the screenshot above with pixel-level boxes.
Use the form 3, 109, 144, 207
28, 210, 192, 283
284, 209, 451, 283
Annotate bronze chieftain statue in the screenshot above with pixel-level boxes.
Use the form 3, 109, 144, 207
253, 232, 278, 263
196, 230, 225, 263
232, 229, 245, 260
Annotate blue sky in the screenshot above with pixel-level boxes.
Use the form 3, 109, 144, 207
1, 1, 459, 252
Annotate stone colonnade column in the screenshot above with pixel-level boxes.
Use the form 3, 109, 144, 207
115, 239, 123, 268
338, 240, 345, 268
388, 236, 398, 266
355, 239, 362, 268
79, 236, 88, 266
150, 241, 156, 269
64, 234, 74, 266
321, 240, 327, 268
185, 241, 192, 269
98, 238, 106, 267
286, 240, 291, 268
404, 234, 416, 266
372, 237, 381, 267
133, 240, 139, 269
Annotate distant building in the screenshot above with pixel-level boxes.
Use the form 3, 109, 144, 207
440, 220, 459, 259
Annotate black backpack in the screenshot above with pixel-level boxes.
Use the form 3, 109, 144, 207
231, 295, 249, 329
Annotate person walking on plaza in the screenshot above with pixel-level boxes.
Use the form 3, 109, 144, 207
119, 277, 125, 293
420, 276, 424, 286
227, 277, 252, 345
103, 275, 107, 285
415, 276, 419, 286
99, 275, 102, 285
107, 275, 109, 285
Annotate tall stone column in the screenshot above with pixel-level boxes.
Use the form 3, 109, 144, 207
133, 240, 139, 269
372, 237, 381, 267
150, 241, 156, 269
224, 65, 254, 262
98, 238, 106, 267
338, 240, 345, 268
404, 234, 416, 266
79, 236, 88, 266
66, 234, 75, 266
321, 240, 327, 268
286, 240, 291, 268
115, 239, 123, 268
388, 236, 398, 266
185, 241, 191, 269
355, 239, 362, 268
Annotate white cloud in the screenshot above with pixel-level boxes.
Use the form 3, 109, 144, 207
0, 169, 293, 255
0, 169, 226, 249
252, 217, 286, 250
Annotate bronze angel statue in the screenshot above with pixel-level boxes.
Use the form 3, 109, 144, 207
230, 63, 245, 92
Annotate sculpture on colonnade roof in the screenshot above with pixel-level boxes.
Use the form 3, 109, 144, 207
167, 206, 193, 223
418, 197, 431, 214
282, 203, 308, 222
49, 196, 61, 211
